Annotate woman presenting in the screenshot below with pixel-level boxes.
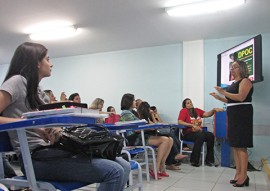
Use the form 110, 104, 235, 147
210, 60, 253, 187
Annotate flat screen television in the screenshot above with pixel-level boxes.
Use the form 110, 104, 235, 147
217, 34, 263, 88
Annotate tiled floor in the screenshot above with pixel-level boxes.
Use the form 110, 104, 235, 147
76, 163, 269, 191
11, 161, 269, 191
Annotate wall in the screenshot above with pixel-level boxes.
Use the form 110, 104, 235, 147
40, 44, 183, 123
1, 34, 269, 162
204, 33, 270, 162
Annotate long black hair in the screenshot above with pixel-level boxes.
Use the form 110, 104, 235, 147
137, 101, 152, 121
3, 42, 48, 109
182, 98, 198, 118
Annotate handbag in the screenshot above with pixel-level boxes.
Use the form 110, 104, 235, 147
59, 125, 124, 160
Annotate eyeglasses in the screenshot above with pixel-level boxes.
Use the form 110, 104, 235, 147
230, 66, 239, 70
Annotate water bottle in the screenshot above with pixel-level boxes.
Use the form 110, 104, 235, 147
223, 103, 227, 111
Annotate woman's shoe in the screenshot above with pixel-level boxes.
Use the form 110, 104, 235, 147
174, 154, 188, 160
166, 164, 181, 170
158, 171, 170, 177
229, 179, 238, 184
233, 176, 249, 187
191, 162, 200, 167
149, 168, 162, 180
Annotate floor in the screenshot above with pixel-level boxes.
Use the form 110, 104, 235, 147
9, 156, 269, 191
76, 163, 269, 191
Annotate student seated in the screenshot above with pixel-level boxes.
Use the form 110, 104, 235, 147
68, 93, 81, 103
178, 98, 223, 167
138, 102, 187, 170
0, 42, 130, 191
120, 93, 174, 179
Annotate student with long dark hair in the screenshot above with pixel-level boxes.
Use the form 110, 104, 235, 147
0, 42, 130, 191
120, 93, 173, 179
138, 101, 187, 170
178, 98, 223, 167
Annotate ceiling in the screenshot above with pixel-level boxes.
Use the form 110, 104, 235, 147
1, 0, 270, 65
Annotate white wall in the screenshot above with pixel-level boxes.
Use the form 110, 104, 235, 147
183, 40, 204, 109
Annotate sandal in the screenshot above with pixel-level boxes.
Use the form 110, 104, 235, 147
166, 164, 181, 170
149, 168, 162, 180
174, 153, 188, 160
159, 171, 170, 177
183, 147, 191, 151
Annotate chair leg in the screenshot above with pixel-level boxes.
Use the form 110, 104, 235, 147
201, 143, 205, 166
147, 146, 158, 180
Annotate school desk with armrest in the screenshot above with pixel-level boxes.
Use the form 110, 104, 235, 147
0, 115, 144, 191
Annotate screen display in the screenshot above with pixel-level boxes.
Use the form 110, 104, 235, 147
217, 35, 263, 88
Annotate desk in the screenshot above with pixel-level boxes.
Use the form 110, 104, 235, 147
214, 112, 230, 167
0, 114, 143, 191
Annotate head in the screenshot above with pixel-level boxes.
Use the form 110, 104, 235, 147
182, 98, 197, 118
68, 93, 81, 103
137, 101, 151, 119
182, 98, 194, 109
90, 98, 104, 111
135, 99, 142, 109
230, 60, 249, 79
121, 93, 135, 110
150, 106, 157, 113
107, 106, 116, 113
3, 42, 51, 109
229, 53, 235, 61
44, 90, 56, 103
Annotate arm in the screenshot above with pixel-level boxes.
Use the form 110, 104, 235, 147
0, 91, 22, 124
209, 92, 228, 103
60, 92, 68, 102
154, 113, 163, 122
203, 108, 224, 118
213, 79, 252, 102
178, 119, 202, 132
1, 90, 62, 144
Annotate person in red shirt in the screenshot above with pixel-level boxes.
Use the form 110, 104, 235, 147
178, 98, 223, 167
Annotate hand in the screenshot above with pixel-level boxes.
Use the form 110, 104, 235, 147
60, 92, 67, 102
191, 124, 202, 132
214, 86, 225, 95
210, 92, 220, 100
35, 128, 62, 144
108, 111, 116, 116
214, 108, 224, 112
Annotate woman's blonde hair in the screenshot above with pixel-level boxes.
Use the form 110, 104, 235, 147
90, 98, 104, 110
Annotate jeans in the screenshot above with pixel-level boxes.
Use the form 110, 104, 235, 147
22, 147, 131, 191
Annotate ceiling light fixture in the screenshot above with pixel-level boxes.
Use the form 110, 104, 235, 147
166, 0, 246, 17
29, 25, 78, 41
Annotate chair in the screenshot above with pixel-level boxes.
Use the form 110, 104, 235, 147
0, 132, 91, 191
0, 131, 143, 191
121, 150, 143, 191
117, 129, 158, 181
179, 127, 207, 166
105, 120, 158, 181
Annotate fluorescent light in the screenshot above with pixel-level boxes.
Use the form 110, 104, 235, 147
29, 25, 77, 41
166, 0, 246, 17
